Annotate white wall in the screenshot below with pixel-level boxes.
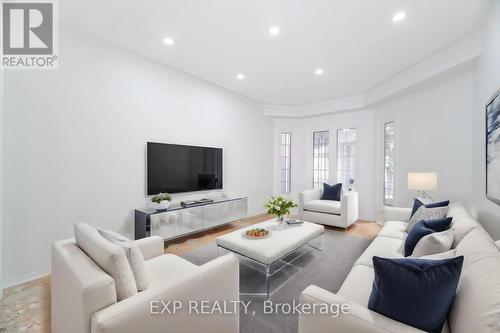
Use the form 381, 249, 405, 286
471, 0, 500, 240
273, 110, 376, 220
3, 26, 273, 286
374, 70, 475, 210
273, 69, 476, 222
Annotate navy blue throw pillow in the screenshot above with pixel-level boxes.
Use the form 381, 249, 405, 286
423, 217, 453, 232
404, 221, 434, 256
410, 198, 450, 219
369, 256, 464, 333
321, 183, 342, 201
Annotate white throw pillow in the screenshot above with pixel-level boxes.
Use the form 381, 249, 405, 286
406, 206, 449, 232
410, 229, 455, 258
98, 228, 149, 291
419, 249, 457, 260
74, 223, 137, 301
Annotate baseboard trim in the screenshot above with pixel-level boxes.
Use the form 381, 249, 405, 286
3, 269, 50, 289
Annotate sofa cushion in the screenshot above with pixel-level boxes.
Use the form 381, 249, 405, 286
410, 229, 454, 258
404, 221, 434, 256
406, 206, 449, 231
377, 221, 408, 240
98, 228, 149, 291
423, 217, 453, 232
337, 264, 374, 306
303, 199, 341, 215
368, 256, 464, 333
74, 223, 137, 301
446, 202, 480, 247
355, 236, 403, 267
410, 198, 450, 219
145, 254, 199, 290
320, 183, 342, 201
448, 227, 500, 333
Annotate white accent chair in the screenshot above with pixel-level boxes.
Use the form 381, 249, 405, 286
298, 188, 359, 228
51, 233, 239, 333
298, 203, 500, 333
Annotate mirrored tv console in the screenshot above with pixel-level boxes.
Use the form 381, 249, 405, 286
134, 196, 248, 240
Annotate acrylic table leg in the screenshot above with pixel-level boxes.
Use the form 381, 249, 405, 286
266, 265, 270, 299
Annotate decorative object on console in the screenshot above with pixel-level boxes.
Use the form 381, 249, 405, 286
486, 88, 500, 205
408, 172, 437, 201
265, 196, 297, 224
368, 256, 464, 333
151, 192, 172, 211
320, 182, 342, 201
348, 177, 355, 191
410, 198, 450, 219
406, 205, 449, 231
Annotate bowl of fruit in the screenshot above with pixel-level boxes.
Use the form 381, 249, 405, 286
243, 228, 270, 239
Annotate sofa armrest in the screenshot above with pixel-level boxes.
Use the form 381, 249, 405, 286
341, 191, 358, 227
91, 253, 239, 333
299, 188, 322, 209
299, 285, 424, 333
383, 207, 412, 223
133, 236, 164, 260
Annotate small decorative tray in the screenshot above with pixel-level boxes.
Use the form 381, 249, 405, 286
242, 228, 270, 239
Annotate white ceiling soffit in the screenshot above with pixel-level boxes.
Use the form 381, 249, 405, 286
263, 31, 482, 118
60, 0, 486, 106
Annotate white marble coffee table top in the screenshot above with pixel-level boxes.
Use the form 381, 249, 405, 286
216, 220, 324, 265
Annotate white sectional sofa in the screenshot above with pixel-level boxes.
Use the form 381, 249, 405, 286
298, 202, 500, 333
52, 235, 239, 333
298, 189, 359, 228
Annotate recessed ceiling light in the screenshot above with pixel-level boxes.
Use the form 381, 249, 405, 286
163, 37, 174, 46
315, 69, 324, 75
269, 26, 280, 36
392, 11, 406, 22
236, 73, 245, 80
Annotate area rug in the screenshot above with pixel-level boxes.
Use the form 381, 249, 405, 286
180, 228, 372, 333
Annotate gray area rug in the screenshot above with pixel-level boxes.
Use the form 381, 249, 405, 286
180, 228, 372, 333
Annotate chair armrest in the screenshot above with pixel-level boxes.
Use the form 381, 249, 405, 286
91, 254, 239, 333
341, 192, 358, 226
299, 188, 322, 208
383, 207, 412, 222
299, 285, 424, 333
133, 236, 164, 260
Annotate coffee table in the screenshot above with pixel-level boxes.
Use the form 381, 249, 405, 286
216, 220, 324, 298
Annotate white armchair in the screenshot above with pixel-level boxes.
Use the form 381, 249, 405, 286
298, 188, 359, 228
51, 235, 239, 333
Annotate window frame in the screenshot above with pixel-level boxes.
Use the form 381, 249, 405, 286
280, 131, 292, 193
383, 121, 396, 206
335, 128, 357, 191
312, 130, 330, 189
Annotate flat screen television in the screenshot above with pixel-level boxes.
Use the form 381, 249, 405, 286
147, 142, 223, 195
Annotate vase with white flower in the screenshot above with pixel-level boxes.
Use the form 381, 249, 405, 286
264, 196, 297, 226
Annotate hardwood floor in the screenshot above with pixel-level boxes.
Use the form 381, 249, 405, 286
0, 215, 381, 333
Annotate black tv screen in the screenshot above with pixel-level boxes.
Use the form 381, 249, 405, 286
147, 142, 223, 195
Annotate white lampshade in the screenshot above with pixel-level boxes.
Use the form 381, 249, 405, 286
408, 172, 437, 191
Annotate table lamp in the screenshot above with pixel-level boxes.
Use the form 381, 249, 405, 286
408, 172, 437, 201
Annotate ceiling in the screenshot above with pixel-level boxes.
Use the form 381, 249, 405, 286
60, 0, 485, 105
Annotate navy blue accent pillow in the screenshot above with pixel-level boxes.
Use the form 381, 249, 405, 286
321, 183, 342, 201
404, 221, 434, 256
369, 256, 464, 333
423, 217, 453, 232
410, 198, 450, 218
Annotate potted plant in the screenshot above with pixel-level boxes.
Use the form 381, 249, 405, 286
265, 196, 297, 225
151, 193, 172, 211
